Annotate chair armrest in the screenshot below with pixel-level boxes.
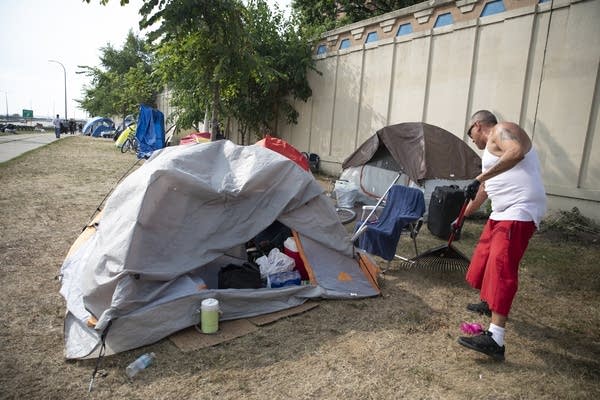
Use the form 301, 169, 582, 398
361, 205, 384, 222
350, 224, 368, 243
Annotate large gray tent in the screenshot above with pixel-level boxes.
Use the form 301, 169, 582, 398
60, 140, 380, 359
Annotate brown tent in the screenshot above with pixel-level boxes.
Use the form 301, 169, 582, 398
342, 122, 481, 184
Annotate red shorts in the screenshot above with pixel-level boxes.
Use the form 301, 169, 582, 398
466, 219, 536, 316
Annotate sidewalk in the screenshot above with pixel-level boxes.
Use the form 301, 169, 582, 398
0, 133, 61, 163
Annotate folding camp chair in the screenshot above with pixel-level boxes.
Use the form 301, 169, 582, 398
352, 185, 425, 265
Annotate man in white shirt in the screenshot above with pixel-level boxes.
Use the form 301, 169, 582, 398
457, 110, 546, 361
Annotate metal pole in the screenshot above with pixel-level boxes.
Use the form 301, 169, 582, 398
349, 172, 402, 243
48, 60, 67, 120
2, 91, 7, 121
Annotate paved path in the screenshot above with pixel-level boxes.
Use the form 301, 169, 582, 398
0, 133, 62, 163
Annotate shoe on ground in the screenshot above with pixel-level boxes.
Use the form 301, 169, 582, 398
457, 331, 505, 361
467, 300, 492, 317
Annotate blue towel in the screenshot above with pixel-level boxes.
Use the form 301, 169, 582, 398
356, 185, 425, 261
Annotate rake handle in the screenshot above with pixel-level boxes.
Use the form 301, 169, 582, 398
447, 197, 470, 246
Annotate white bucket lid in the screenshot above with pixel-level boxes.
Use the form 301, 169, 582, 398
201, 298, 219, 310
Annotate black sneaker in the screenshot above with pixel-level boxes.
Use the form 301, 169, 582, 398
457, 331, 505, 361
466, 300, 492, 317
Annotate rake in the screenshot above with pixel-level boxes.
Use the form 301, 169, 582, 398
409, 197, 471, 272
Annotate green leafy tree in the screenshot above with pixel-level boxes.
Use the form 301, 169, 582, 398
78, 30, 159, 120
87, 1, 314, 143
339, 0, 421, 22
291, 0, 341, 38
292, 0, 422, 33
139, 0, 249, 140
227, 0, 314, 143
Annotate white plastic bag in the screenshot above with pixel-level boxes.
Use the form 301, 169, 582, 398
255, 248, 296, 278
334, 180, 358, 208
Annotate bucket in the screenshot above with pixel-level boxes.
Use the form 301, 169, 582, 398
334, 180, 358, 208
200, 298, 220, 334
283, 237, 309, 281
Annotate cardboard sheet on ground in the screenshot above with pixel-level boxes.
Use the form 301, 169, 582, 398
170, 302, 319, 352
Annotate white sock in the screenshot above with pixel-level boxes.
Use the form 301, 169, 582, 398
488, 323, 505, 347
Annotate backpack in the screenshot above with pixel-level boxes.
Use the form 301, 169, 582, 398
218, 262, 263, 289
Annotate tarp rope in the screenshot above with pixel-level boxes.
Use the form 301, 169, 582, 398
88, 320, 113, 392
83, 158, 142, 231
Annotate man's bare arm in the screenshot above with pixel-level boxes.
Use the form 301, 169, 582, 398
465, 183, 488, 217
477, 123, 530, 183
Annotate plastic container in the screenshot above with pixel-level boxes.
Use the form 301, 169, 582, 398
200, 298, 220, 334
268, 270, 301, 288
283, 237, 309, 281
125, 352, 156, 379
334, 180, 358, 208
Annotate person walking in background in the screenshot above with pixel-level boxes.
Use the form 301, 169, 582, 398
52, 114, 61, 139
457, 110, 547, 361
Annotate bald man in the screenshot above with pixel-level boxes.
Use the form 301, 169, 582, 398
457, 110, 546, 361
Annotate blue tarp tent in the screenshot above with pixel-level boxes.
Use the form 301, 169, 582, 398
83, 117, 115, 137
135, 105, 165, 158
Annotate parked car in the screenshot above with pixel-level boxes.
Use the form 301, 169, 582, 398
1, 123, 17, 133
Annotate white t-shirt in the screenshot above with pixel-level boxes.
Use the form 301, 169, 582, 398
53, 117, 61, 128
482, 147, 547, 228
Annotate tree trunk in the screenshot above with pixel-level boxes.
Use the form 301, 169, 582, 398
203, 106, 209, 132
210, 82, 220, 141
225, 116, 231, 140
273, 101, 279, 136
239, 122, 247, 145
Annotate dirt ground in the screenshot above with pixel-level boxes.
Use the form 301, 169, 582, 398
0, 136, 598, 400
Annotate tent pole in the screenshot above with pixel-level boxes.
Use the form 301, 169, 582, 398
350, 172, 401, 243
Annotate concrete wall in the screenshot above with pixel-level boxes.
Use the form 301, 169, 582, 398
277, 0, 600, 221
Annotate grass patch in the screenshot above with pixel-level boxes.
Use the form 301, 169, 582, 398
1, 137, 599, 399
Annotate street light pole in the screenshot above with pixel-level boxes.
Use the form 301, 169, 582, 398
48, 60, 67, 120
1, 91, 7, 122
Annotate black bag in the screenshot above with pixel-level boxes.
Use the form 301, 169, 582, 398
218, 262, 263, 289
427, 185, 465, 240
253, 221, 291, 253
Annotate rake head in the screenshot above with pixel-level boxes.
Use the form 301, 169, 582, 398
408, 244, 471, 272
408, 255, 469, 272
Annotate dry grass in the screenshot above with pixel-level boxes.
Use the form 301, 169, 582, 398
0, 136, 599, 399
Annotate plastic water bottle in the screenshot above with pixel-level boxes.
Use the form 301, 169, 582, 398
125, 352, 156, 378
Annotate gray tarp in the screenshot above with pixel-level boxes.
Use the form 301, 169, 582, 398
60, 140, 379, 358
